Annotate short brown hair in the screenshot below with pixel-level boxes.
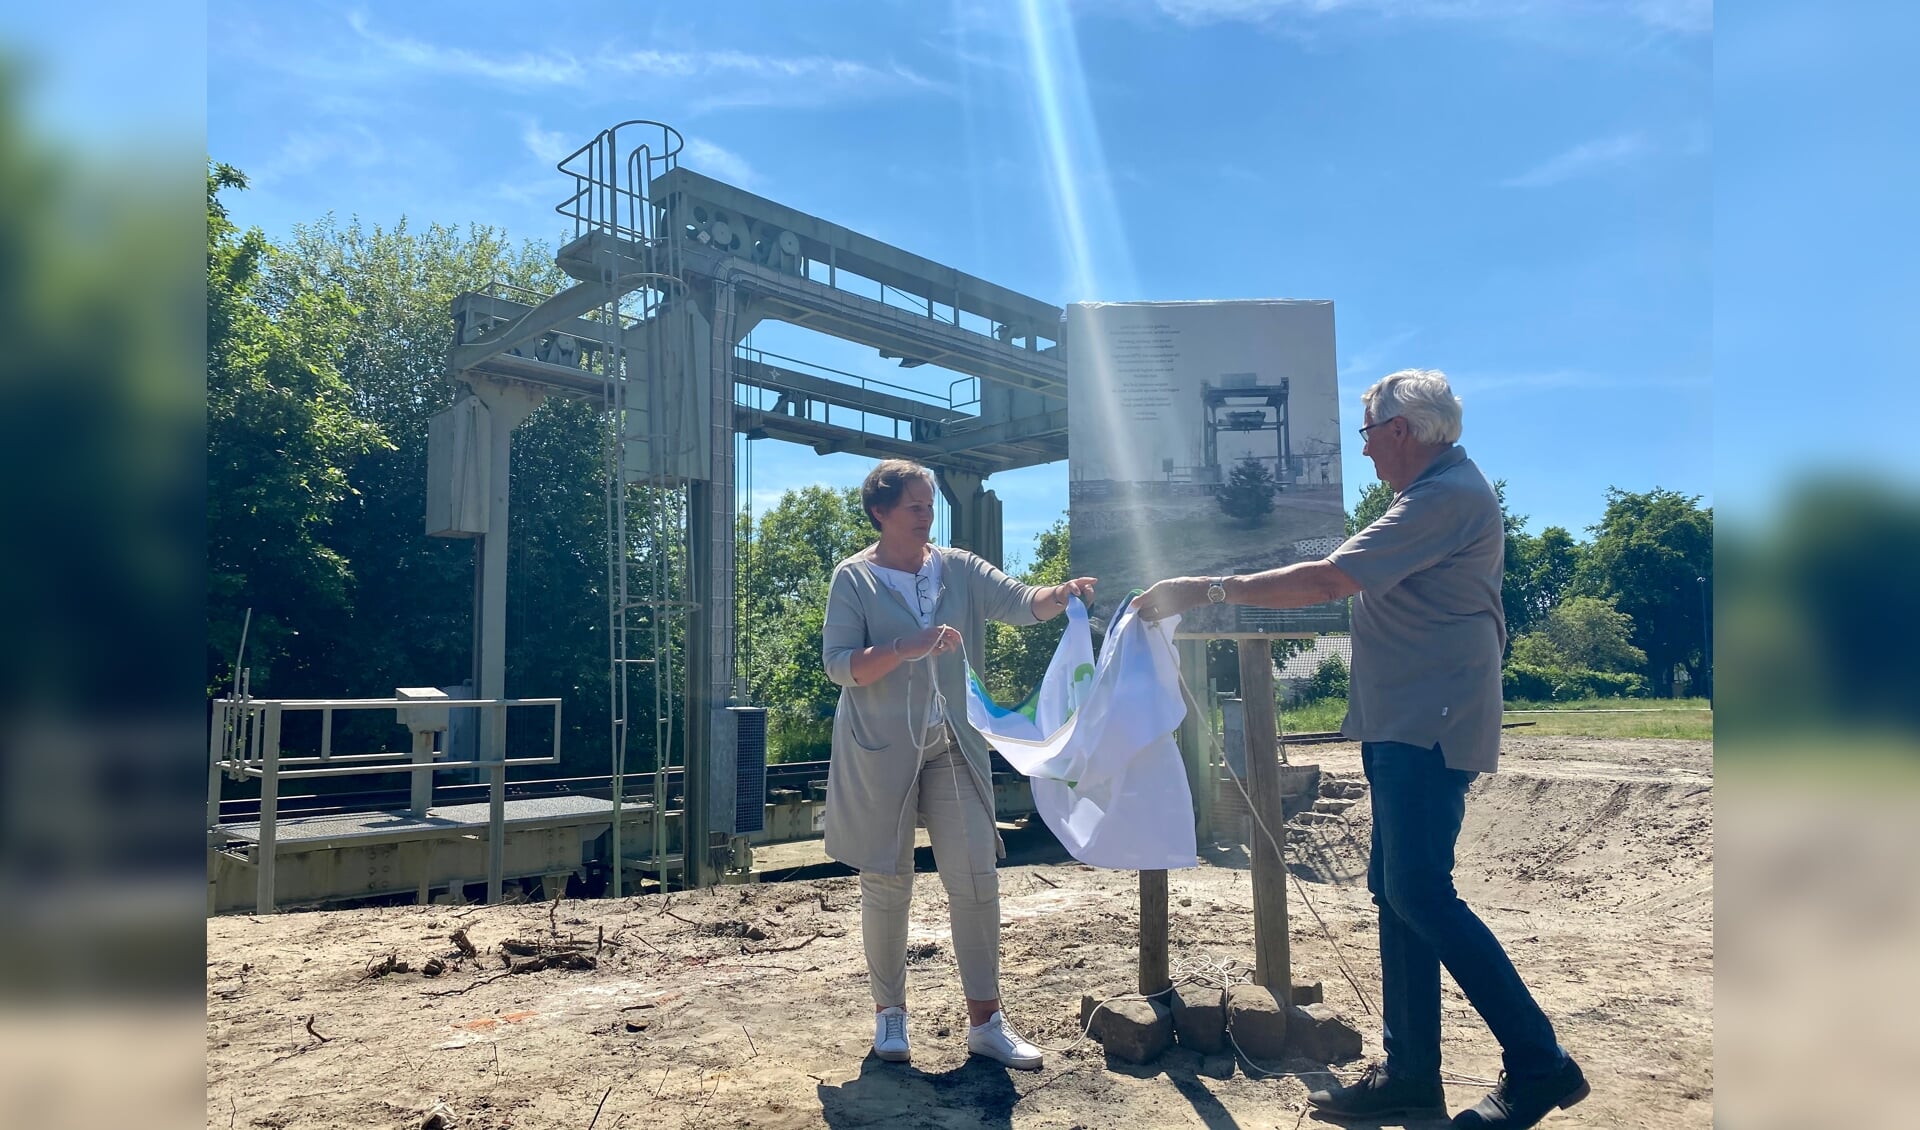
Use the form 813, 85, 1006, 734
860, 459, 934, 530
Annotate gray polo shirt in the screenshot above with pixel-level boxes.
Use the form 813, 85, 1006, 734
1326, 446, 1507, 772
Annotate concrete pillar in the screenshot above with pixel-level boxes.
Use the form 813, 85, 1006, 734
468, 380, 544, 768
684, 284, 742, 888
410, 730, 435, 816
934, 467, 1003, 569
932, 468, 1003, 688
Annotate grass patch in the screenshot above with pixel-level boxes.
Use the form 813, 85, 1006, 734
1260, 696, 1715, 741
1508, 710, 1713, 741
1504, 697, 1713, 740
1203, 696, 1351, 735
1504, 697, 1712, 713
1281, 697, 1350, 734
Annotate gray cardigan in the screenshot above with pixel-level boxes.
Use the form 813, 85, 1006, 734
820, 546, 1042, 875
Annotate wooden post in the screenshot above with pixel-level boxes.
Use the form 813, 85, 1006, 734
1174, 638, 1213, 841
1238, 641, 1291, 990
1139, 869, 1170, 997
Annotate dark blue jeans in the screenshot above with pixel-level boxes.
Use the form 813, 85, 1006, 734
1363, 741, 1567, 1083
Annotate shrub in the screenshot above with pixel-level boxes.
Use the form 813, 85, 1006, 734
1300, 653, 1349, 703
1504, 663, 1649, 703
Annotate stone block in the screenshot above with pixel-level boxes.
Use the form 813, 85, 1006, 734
1291, 981, 1324, 1005
1224, 984, 1287, 1062
1285, 1002, 1364, 1064
1081, 992, 1172, 1064
1079, 989, 1114, 1032
1170, 986, 1226, 1054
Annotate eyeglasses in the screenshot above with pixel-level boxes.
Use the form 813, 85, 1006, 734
914, 574, 933, 617
1357, 416, 1399, 443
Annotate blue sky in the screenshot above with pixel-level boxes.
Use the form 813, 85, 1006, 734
203, 0, 1712, 566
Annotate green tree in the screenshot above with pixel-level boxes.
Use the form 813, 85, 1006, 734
1503, 525, 1585, 642
1529, 526, 1583, 617
983, 518, 1073, 708
267, 213, 613, 764
741, 485, 873, 615
1574, 488, 1713, 697
1509, 595, 1646, 673
206, 166, 391, 695
1348, 480, 1393, 535
1217, 457, 1276, 526
736, 486, 873, 760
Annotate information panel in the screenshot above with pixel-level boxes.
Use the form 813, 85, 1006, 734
1066, 300, 1348, 636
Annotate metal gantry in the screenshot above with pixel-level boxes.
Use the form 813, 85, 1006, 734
210, 115, 1083, 911
436, 117, 1079, 890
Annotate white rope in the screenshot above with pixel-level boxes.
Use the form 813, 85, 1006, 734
1029, 652, 1489, 1082
1169, 662, 1381, 1021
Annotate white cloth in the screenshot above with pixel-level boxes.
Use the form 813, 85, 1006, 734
869, 552, 945, 728
965, 598, 1197, 870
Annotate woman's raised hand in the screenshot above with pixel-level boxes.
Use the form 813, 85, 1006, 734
895, 624, 961, 661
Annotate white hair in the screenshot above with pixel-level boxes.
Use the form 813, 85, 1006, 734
1361, 369, 1463, 445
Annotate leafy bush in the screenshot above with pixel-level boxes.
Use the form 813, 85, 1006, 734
1300, 653, 1349, 703
769, 716, 833, 763
1508, 595, 1646, 673
1504, 662, 1648, 702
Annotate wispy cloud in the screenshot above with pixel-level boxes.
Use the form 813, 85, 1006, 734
1340, 328, 1420, 385
339, 12, 942, 109
1141, 0, 1711, 35
603, 49, 941, 90
346, 11, 582, 86
683, 139, 761, 189
251, 122, 389, 187
1449, 369, 1710, 397
1626, 0, 1713, 35
1500, 133, 1649, 189
521, 121, 573, 165
681, 57, 947, 113
1153, 0, 1353, 22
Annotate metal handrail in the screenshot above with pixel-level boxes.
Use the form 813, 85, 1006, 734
207, 696, 564, 914
737, 345, 956, 409
555, 120, 683, 243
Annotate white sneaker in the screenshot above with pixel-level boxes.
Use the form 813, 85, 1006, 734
873, 1006, 911, 1062
966, 1010, 1044, 1070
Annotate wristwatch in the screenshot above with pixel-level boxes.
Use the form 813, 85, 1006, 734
1207, 578, 1228, 604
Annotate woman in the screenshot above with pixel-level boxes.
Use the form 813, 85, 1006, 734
821, 459, 1095, 1068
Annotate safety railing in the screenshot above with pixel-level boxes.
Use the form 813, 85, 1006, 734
207, 696, 562, 913
555, 120, 681, 245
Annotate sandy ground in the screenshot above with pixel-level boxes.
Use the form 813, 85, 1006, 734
206, 734, 1712, 1130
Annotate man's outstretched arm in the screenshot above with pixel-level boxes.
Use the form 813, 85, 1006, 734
1132, 560, 1361, 621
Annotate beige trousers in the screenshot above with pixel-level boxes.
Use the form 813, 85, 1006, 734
859, 731, 1001, 1007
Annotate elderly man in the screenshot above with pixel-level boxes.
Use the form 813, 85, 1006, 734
1134, 370, 1587, 1129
